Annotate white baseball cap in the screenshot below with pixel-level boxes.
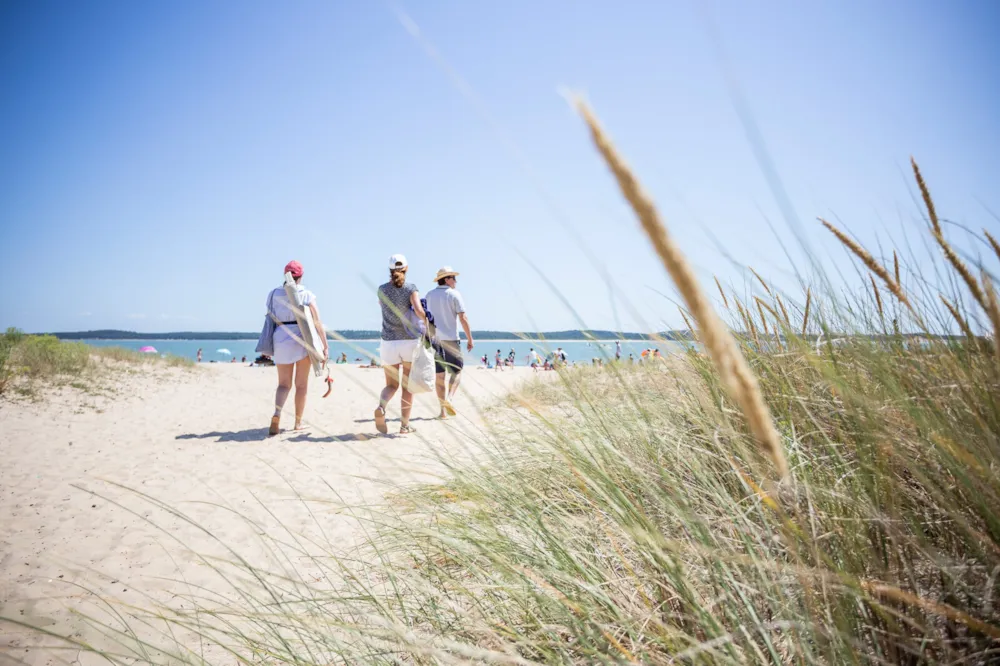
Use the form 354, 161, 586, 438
388, 254, 408, 269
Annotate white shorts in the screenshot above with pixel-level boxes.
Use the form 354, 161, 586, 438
380, 339, 418, 366
273, 325, 309, 365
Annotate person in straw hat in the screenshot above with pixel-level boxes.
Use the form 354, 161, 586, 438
424, 266, 473, 419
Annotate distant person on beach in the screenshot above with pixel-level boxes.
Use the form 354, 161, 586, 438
554, 347, 567, 367
241, 355, 247, 363
196, 348, 202, 363
628, 353, 634, 364
495, 349, 503, 372
374, 254, 426, 435
527, 348, 541, 370
424, 266, 473, 419
265, 260, 328, 436
615, 340, 622, 361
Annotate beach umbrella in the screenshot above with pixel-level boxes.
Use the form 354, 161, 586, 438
139, 346, 157, 353
216, 348, 231, 355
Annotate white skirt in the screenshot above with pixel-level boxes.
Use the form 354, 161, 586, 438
273, 325, 308, 365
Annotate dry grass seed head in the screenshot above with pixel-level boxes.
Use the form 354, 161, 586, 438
934, 232, 988, 314
982, 271, 1000, 368
870, 275, 884, 319
757, 300, 771, 337
574, 98, 788, 481
801, 288, 812, 336
893, 250, 900, 287
912, 158, 988, 313
984, 229, 1000, 266
715, 276, 730, 309
911, 157, 941, 235
939, 294, 976, 341
820, 219, 912, 311
749, 267, 772, 296
775, 294, 791, 327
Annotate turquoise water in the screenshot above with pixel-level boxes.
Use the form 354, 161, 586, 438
79, 338, 686, 365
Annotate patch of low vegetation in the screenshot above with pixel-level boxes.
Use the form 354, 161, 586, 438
0, 328, 193, 398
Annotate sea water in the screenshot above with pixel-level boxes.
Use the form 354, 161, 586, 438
79, 338, 687, 365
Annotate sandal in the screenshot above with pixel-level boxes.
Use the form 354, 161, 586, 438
442, 401, 457, 417
374, 406, 388, 434
268, 415, 280, 437
399, 424, 417, 435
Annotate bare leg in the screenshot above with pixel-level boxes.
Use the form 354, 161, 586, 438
293, 356, 311, 429
399, 361, 414, 430
375, 365, 399, 434
448, 370, 462, 400
435, 372, 448, 418
271, 363, 294, 435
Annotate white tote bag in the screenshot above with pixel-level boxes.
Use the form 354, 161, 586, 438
408, 339, 436, 394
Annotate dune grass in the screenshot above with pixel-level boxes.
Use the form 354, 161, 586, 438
4, 108, 1000, 664
0, 328, 192, 397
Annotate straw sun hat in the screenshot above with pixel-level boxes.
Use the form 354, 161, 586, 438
433, 266, 460, 282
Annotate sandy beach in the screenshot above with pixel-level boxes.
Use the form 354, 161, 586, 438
0, 361, 538, 664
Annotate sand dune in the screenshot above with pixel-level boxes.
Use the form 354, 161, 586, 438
0, 361, 537, 664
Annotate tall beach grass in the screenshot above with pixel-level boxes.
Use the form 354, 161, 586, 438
4, 107, 999, 664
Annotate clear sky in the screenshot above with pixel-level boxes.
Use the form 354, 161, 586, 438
1, 1, 998, 334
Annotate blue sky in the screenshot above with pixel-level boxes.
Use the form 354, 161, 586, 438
1, 1, 998, 333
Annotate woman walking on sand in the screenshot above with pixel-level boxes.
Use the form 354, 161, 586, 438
374, 254, 427, 435
266, 260, 328, 436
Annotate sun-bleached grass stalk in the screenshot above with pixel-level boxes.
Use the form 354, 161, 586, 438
934, 231, 989, 313
985, 229, 1000, 265
801, 287, 811, 336
893, 250, 901, 287
912, 158, 989, 313
572, 98, 789, 481
870, 275, 884, 320
820, 218, 913, 312
749, 267, 772, 296
940, 294, 976, 341
982, 271, 1000, 370
911, 157, 941, 235
756, 299, 771, 337
775, 294, 791, 327
754, 296, 780, 327
715, 275, 730, 309
678, 308, 697, 343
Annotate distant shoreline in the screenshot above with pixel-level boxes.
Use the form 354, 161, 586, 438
72, 338, 666, 344
47, 329, 691, 342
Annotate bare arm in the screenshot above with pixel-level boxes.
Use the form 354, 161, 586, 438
458, 312, 473, 351
410, 291, 426, 320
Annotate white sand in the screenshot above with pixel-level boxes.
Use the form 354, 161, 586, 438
0, 361, 540, 664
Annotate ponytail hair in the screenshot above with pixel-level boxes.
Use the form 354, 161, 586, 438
390, 268, 407, 288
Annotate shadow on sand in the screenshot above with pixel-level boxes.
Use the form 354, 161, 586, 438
175, 428, 397, 443
353, 416, 434, 424
175, 428, 270, 443
286, 431, 381, 443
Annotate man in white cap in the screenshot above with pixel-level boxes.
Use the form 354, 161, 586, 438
424, 266, 473, 418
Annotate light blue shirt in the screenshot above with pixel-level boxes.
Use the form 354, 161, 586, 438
425, 285, 466, 341
268, 285, 315, 346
